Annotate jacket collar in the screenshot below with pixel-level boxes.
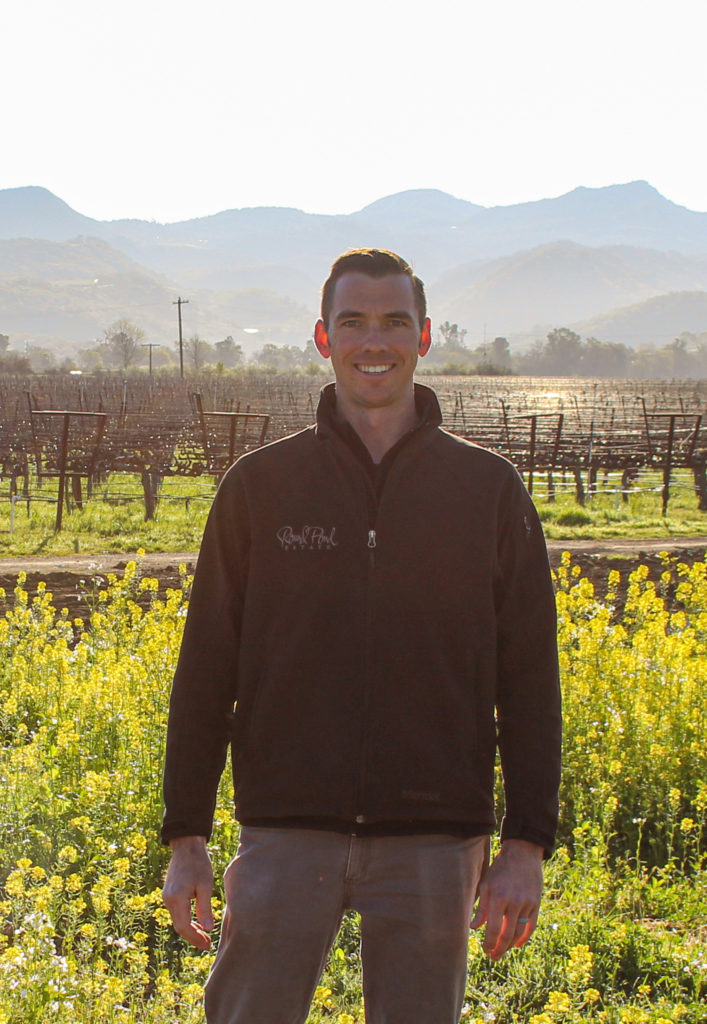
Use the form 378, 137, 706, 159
315, 381, 443, 439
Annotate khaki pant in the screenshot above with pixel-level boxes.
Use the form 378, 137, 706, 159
204, 827, 488, 1024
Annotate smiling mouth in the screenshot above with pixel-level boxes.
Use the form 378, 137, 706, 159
356, 364, 394, 374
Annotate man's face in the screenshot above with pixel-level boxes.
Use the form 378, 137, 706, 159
314, 272, 431, 415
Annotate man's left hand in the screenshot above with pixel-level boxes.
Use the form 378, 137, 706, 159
470, 838, 544, 961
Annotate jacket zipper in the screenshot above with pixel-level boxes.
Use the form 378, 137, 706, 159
355, 484, 379, 824
357, 458, 412, 822
338, 429, 428, 825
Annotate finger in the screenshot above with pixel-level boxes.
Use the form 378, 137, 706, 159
164, 899, 211, 949
486, 927, 512, 960
162, 887, 192, 932
481, 901, 505, 958
195, 883, 215, 933
163, 893, 212, 950
513, 913, 536, 948
488, 910, 537, 960
485, 901, 534, 960
180, 919, 212, 950
470, 888, 489, 930
170, 915, 211, 950
162, 877, 213, 950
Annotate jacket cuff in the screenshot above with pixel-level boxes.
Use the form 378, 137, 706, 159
500, 815, 556, 859
161, 816, 214, 846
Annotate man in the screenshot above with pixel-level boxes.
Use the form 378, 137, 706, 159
162, 248, 561, 1024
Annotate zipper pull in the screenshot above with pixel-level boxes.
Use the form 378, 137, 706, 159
368, 529, 376, 549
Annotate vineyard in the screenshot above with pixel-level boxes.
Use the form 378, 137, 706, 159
1, 374, 707, 530
0, 555, 705, 1022
1, 371, 706, 1022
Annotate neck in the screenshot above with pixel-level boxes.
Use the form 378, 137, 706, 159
336, 391, 418, 464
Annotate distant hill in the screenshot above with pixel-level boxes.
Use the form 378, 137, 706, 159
1, 182, 706, 353
0, 236, 313, 353
0, 235, 162, 282
571, 291, 707, 349
351, 189, 484, 231
0, 186, 101, 241
454, 181, 707, 259
3, 181, 707, 278
429, 242, 707, 340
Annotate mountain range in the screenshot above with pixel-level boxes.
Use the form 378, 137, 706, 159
1, 181, 706, 356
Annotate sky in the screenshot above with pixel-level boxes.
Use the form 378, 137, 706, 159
3, 0, 707, 223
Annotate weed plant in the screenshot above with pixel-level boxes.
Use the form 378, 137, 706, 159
0, 556, 705, 1022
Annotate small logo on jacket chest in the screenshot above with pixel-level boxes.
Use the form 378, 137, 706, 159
276, 525, 338, 551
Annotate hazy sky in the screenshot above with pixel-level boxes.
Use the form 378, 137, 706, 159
3, 0, 706, 223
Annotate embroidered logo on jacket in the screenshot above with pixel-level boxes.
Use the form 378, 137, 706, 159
276, 526, 338, 551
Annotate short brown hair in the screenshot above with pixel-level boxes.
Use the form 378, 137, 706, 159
321, 248, 427, 329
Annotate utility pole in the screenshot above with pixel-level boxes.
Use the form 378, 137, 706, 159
142, 342, 160, 377
173, 297, 189, 378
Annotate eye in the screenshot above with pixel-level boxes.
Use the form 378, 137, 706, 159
340, 319, 360, 328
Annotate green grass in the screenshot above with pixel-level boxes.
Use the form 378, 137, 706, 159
1, 468, 706, 558
532, 469, 707, 540
0, 474, 214, 557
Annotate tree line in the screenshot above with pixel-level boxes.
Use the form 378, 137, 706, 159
3, 320, 707, 379
1, 321, 327, 376
422, 323, 707, 379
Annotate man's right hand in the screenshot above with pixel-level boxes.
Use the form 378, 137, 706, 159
162, 835, 215, 950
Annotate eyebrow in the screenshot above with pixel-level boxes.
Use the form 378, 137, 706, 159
334, 309, 415, 323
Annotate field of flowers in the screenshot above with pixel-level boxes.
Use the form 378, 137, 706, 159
0, 554, 705, 1023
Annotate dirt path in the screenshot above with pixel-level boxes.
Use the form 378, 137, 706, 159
1, 538, 706, 619
0, 552, 197, 619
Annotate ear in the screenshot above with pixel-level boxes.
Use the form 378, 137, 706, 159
314, 319, 331, 359
418, 318, 432, 358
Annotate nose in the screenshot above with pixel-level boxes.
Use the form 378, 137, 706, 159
360, 324, 386, 349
